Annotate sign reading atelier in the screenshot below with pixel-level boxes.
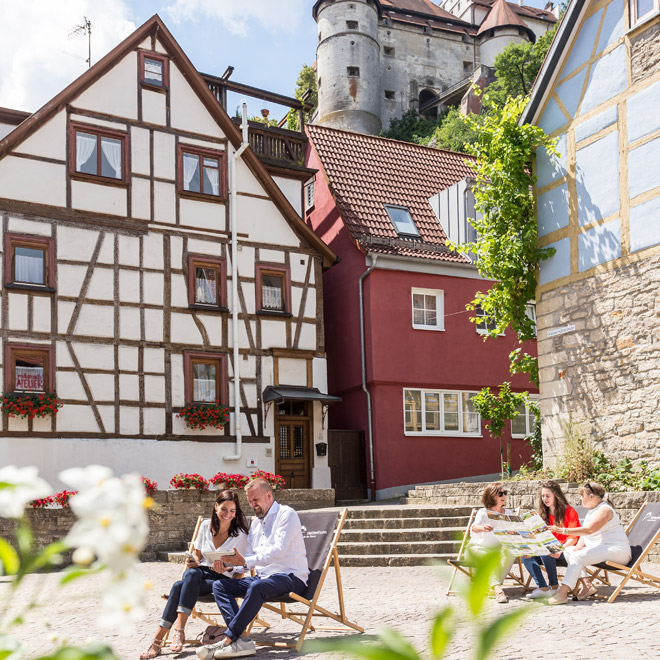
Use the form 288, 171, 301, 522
16, 367, 44, 391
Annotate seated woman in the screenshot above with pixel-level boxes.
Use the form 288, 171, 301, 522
546, 481, 631, 605
140, 490, 249, 658
521, 481, 580, 599
467, 482, 515, 603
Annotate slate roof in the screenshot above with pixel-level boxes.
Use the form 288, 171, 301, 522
306, 124, 475, 263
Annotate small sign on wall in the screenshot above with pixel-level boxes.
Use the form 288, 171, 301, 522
547, 324, 576, 337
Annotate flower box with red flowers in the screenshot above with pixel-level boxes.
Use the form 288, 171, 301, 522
176, 401, 230, 430
169, 473, 209, 491
211, 472, 249, 490
30, 489, 77, 508
2, 392, 63, 419
251, 470, 286, 490
142, 477, 158, 496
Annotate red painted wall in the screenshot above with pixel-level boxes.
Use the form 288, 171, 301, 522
305, 139, 538, 495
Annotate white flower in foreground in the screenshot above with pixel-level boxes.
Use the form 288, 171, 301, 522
0, 466, 52, 518
98, 571, 148, 627
59, 464, 112, 491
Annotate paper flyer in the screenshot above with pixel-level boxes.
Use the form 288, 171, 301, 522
486, 509, 565, 557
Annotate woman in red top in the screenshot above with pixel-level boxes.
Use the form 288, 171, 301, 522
522, 481, 580, 599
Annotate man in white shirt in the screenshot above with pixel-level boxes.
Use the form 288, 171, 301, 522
196, 478, 308, 659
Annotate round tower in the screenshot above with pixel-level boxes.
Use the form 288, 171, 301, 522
314, 0, 382, 135
477, 0, 535, 67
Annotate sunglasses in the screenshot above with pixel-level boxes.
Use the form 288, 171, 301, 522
584, 482, 594, 494
497, 490, 508, 496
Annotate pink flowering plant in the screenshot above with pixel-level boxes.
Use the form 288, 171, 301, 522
170, 473, 209, 491
176, 401, 230, 430
251, 470, 286, 490
2, 392, 63, 419
141, 477, 158, 496
211, 472, 249, 489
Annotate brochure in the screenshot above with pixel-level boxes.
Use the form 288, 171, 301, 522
486, 509, 564, 557
205, 549, 236, 561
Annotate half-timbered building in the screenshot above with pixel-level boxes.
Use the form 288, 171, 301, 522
0, 15, 337, 491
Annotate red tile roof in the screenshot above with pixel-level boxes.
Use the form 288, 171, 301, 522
477, 0, 536, 37
306, 124, 475, 263
473, 0, 557, 23
381, 0, 460, 22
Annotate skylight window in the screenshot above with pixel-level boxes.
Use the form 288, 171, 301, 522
385, 205, 420, 237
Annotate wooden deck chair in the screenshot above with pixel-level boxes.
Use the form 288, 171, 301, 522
445, 509, 531, 596
585, 501, 660, 603
248, 508, 363, 652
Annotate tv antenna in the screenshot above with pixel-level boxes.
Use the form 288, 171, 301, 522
68, 17, 92, 68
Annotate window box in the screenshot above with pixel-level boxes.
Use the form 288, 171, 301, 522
255, 264, 291, 314
187, 254, 227, 310
139, 51, 169, 89
412, 288, 444, 331
177, 144, 227, 201
176, 401, 229, 430
404, 388, 481, 436
70, 122, 128, 184
4, 233, 55, 292
183, 351, 227, 405
1, 391, 63, 419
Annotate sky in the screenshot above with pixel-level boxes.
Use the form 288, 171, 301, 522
0, 0, 318, 122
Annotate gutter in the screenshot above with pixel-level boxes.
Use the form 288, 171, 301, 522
359, 253, 378, 499
225, 103, 250, 461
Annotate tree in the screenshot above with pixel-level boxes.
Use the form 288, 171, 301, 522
423, 106, 483, 153
286, 64, 317, 131
380, 108, 440, 143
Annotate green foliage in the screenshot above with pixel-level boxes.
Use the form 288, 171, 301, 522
555, 418, 595, 483
380, 109, 440, 144
509, 347, 539, 388
423, 107, 482, 153
305, 548, 526, 659
486, 27, 557, 110
286, 64, 317, 131
524, 402, 543, 472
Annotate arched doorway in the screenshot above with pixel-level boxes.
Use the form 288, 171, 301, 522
419, 88, 438, 119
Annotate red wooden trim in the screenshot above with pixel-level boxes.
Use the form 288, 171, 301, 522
176, 143, 227, 200
69, 121, 129, 184
255, 262, 291, 314
183, 350, 228, 405
187, 254, 227, 308
138, 50, 170, 88
4, 232, 55, 289
4, 342, 55, 393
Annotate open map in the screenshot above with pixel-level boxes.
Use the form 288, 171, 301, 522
486, 510, 565, 557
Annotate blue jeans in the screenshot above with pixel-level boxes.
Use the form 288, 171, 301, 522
521, 554, 561, 589
212, 573, 307, 641
161, 565, 228, 628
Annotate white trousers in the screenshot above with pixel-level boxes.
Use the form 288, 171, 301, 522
561, 544, 631, 589
467, 545, 516, 587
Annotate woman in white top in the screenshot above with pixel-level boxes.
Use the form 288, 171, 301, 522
467, 482, 515, 603
546, 481, 631, 605
140, 490, 249, 658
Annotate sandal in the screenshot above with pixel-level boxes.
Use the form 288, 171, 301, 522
170, 628, 185, 653
140, 638, 164, 659
576, 584, 598, 601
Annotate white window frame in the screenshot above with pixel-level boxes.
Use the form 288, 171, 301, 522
304, 179, 315, 211
385, 204, 420, 237
525, 302, 537, 337
403, 388, 482, 437
511, 395, 539, 438
411, 288, 444, 331
475, 305, 504, 336
631, 0, 659, 28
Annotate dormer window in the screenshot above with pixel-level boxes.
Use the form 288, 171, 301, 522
139, 51, 169, 88
385, 205, 420, 237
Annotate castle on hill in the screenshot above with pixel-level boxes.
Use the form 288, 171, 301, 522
313, 0, 558, 134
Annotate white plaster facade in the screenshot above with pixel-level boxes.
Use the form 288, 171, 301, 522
0, 17, 334, 491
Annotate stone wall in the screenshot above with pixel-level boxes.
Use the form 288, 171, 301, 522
407, 480, 660, 561
0, 488, 335, 561
535, 252, 660, 468
631, 20, 660, 84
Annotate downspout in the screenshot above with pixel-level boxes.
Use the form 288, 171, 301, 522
359, 253, 378, 499
225, 103, 250, 461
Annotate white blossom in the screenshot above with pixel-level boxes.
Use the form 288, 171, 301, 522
98, 571, 148, 627
0, 466, 52, 518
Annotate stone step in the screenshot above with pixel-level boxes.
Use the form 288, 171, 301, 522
343, 515, 470, 530
161, 551, 187, 564
339, 553, 454, 567
337, 540, 459, 555
340, 527, 466, 542
346, 505, 474, 519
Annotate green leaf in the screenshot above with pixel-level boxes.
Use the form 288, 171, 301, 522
59, 563, 103, 585
430, 608, 453, 659
460, 548, 502, 616
31, 643, 120, 660
0, 537, 20, 575
378, 628, 420, 660
304, 635, 416, 660
475, 607, 528, 660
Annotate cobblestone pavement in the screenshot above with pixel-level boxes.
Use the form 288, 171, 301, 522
4, 562, 660, 660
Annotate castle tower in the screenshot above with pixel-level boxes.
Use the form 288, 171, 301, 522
477, 0, 536, 67
313, 0, 382, 135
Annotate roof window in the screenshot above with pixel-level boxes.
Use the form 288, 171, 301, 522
385, 205, 420, 237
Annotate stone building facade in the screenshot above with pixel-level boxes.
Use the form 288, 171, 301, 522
313, 0, 557, 134
521, 0, 660, 466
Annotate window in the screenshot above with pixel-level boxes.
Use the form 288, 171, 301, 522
184, 351, 227, 404
385, 90, 396, 100
304, 179, 315, 211
511, 396, 539, 438
412, 288, 444, 331
385, 204, 420, 237
475, 305, 503, 335
4, 233, 55, 290
525, 302, 537, 336
404, 388, 480, 436
347, 67, 360, 77
70, 123, 128, 182
346, 20, 359, 29
463, 61, 473, 78
4, 344, 54, 393
384, 46, 395, 56
256, 264, 291, 314
187, 255, 227, 309
632, 0, 658, 25
177, 144, 226, 199
139, 51, 169, 88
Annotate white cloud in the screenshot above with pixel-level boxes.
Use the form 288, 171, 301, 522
0, 0, 136, 111
165, 0, 306, 37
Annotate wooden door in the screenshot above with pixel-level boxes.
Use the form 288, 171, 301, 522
276, 418, 311, 488
328, 429, 367, 501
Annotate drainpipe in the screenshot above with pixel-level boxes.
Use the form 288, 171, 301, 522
225, 104, 250, 461
359, 253, 378, 499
